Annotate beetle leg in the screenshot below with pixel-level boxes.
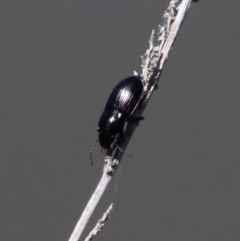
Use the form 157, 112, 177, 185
127, 116, 144, 126
127, 115, 144, 121
116, 131, 124, 143
115, 143, 133, 158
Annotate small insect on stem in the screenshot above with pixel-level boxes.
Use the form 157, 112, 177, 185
90, 75, 144, 164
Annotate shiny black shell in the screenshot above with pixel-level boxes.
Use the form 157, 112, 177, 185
98, 75, 143, 149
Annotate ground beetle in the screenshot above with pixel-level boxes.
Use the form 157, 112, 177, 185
90, 75, 144, 163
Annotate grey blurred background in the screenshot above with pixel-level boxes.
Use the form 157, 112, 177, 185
1, 1, 240, 240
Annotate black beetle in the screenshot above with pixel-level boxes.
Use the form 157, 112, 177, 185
90, 75, 144, 163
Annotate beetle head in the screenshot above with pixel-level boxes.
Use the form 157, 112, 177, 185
98, 131, 115, 149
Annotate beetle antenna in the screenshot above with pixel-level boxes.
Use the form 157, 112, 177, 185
115, 144, 133, 158
90, 140, 99, 165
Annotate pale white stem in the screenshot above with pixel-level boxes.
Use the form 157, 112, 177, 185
159, 0, 192, 69
68, 1, 195, 241
68, 164, 112, 241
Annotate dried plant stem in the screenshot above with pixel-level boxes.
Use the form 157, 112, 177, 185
84, 204, 113, 241
68, 169, 112, 241
68, 1, 195, 241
